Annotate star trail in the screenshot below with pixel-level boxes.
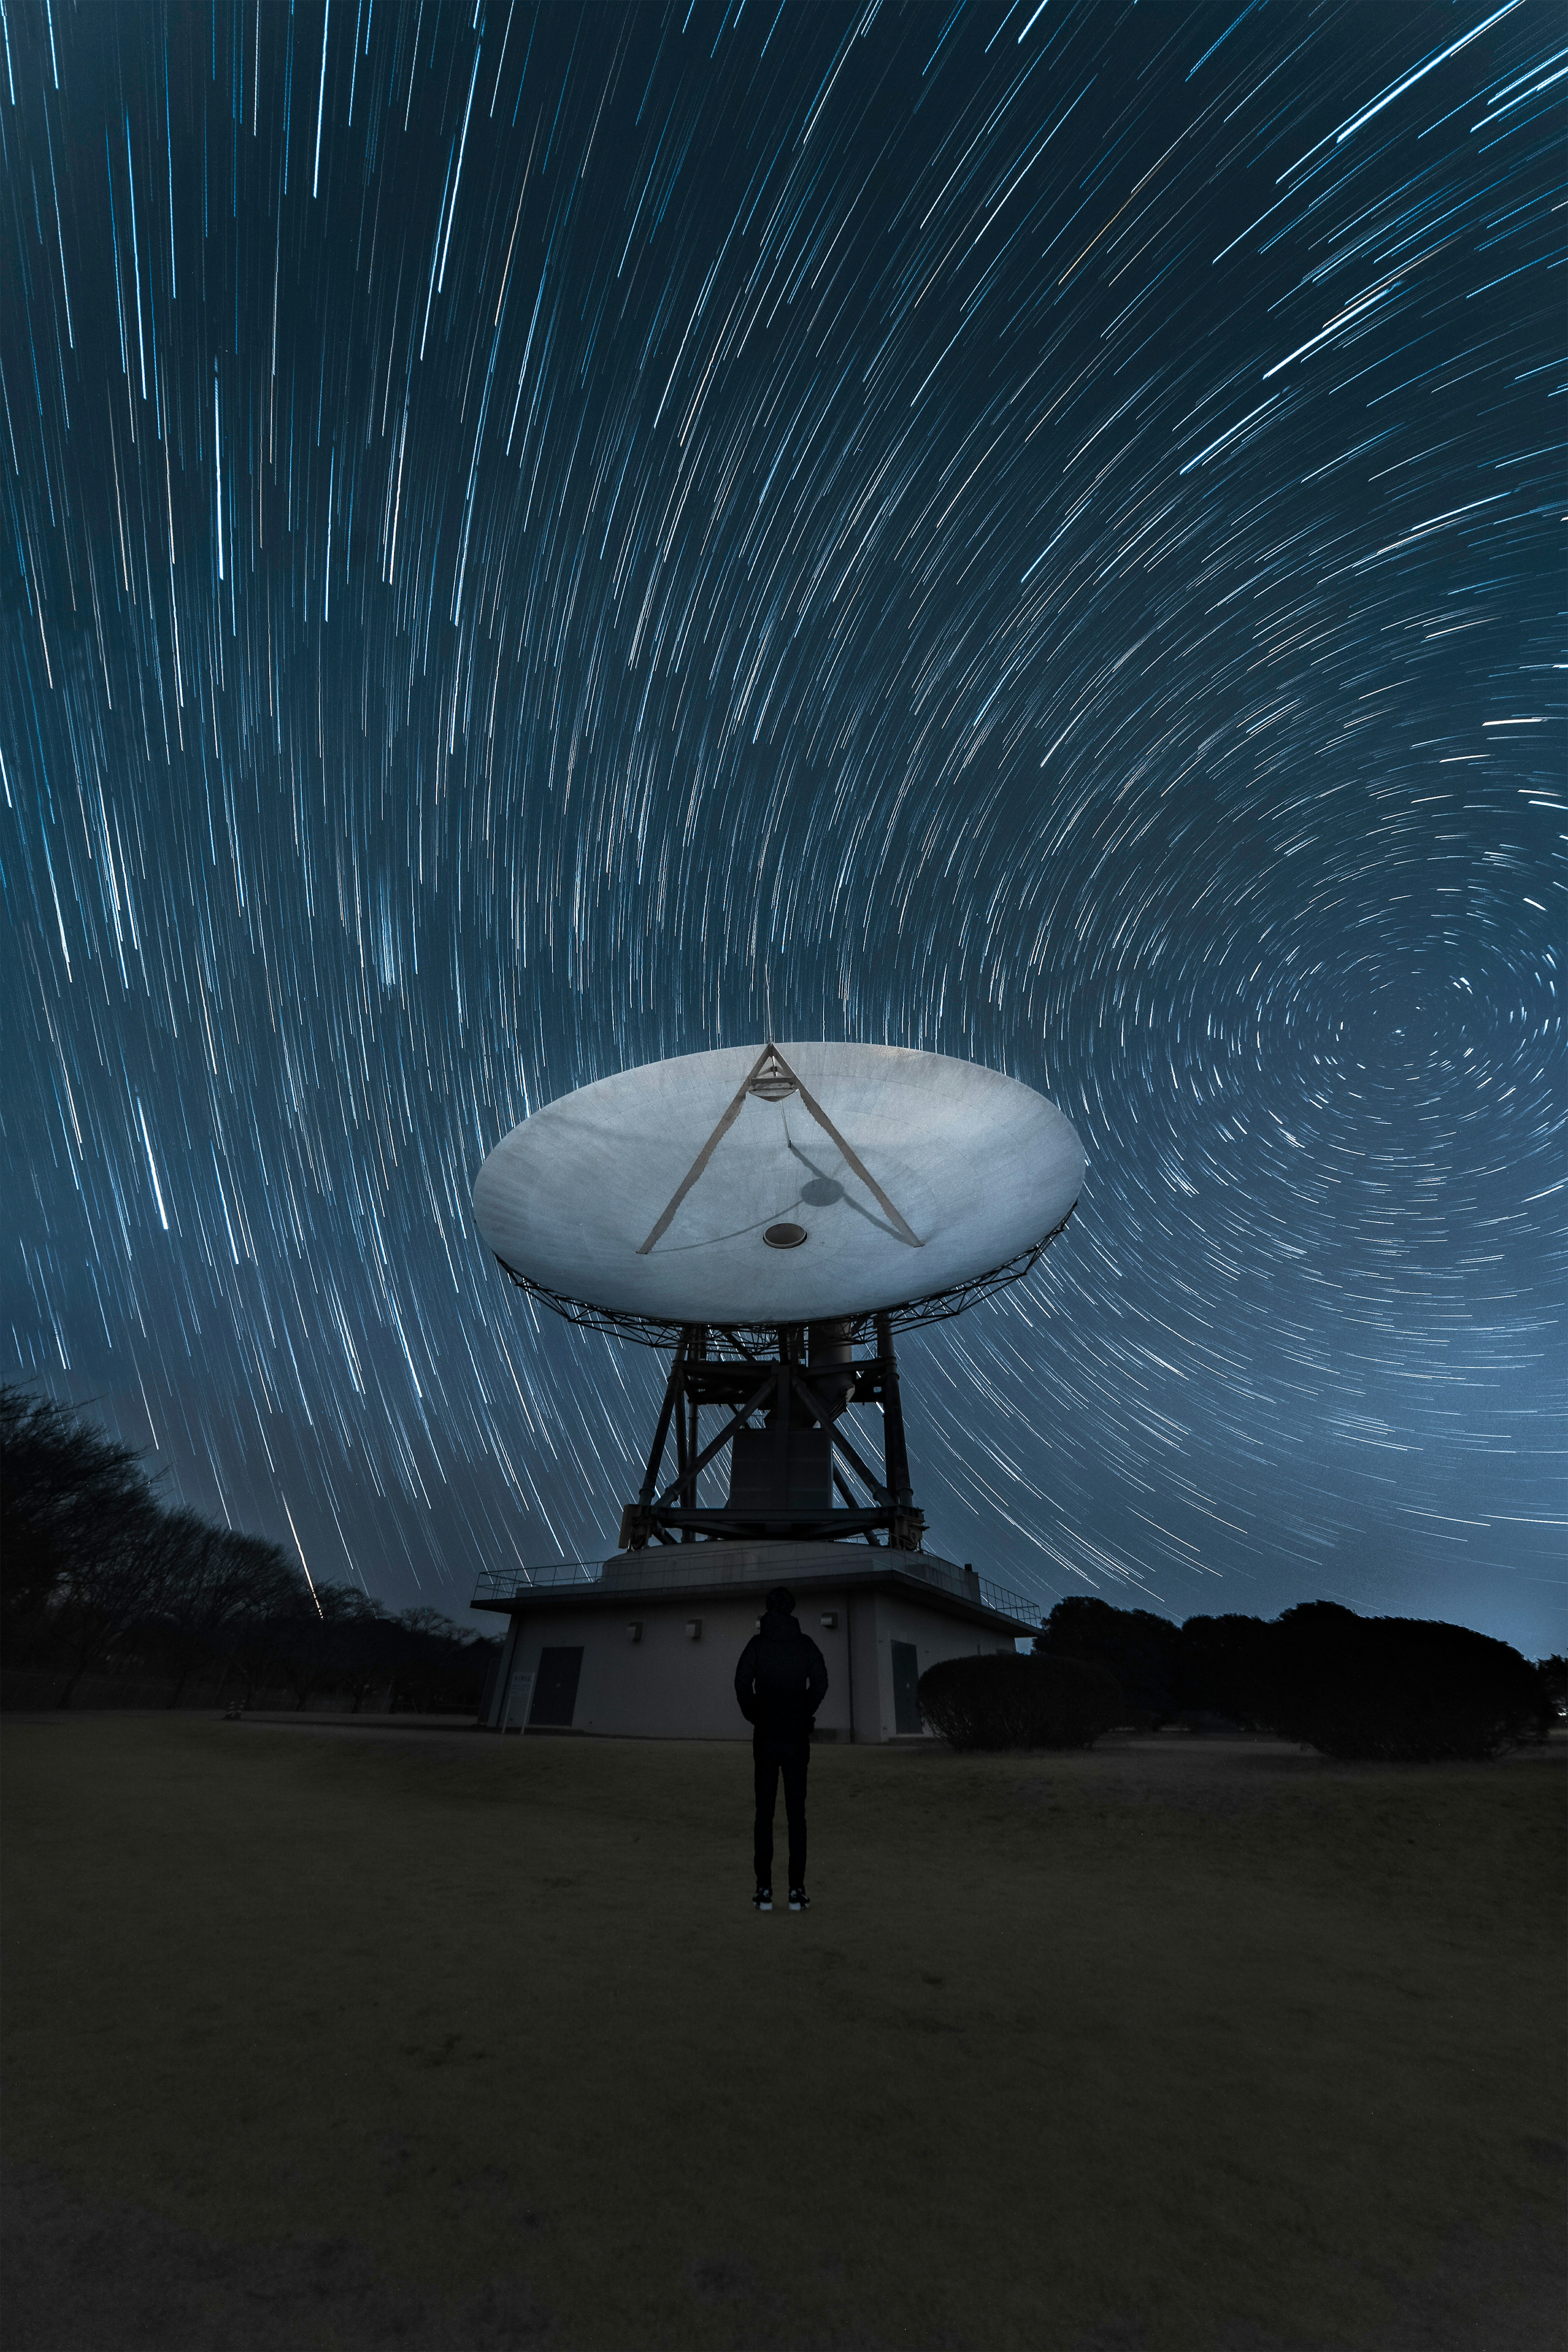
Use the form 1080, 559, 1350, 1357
3, 0, 1563, 1654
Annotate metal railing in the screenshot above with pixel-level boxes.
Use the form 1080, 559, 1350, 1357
474, 1559, 608, 1598
472, 1552, 1041, 1630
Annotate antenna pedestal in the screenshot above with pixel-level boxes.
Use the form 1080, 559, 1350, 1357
620, 1314, 926, 1552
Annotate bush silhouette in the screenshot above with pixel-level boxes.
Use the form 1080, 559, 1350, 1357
1264, 1602, 1543, 1761
1174, 1613, 1272, 1727
1538, 1655, 1566, 1728
1034, 1597, 1178, 1725
918, 1653, 1123, 1751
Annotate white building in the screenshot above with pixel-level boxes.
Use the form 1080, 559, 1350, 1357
475, 1540, 1035, 1742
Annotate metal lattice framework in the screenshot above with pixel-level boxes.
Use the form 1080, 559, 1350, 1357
614, 1311, 927, 1552
493, 1205, 1076, 1350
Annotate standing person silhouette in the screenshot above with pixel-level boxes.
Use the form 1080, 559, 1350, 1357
734, 1586, 829, 1911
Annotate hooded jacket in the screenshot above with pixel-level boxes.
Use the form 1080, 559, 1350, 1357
734, 1608, 830, 1758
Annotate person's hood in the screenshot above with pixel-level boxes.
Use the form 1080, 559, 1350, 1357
761, 1609, 798, 1640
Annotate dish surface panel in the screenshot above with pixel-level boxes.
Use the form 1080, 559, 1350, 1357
472, 1042, 1084, 1325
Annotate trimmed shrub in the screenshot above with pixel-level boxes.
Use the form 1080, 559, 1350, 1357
1264, 1602, 1544, 1761
918, 1652, 1124, 1751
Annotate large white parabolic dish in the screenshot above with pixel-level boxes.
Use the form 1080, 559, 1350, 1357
472, 1042, 1083, 1331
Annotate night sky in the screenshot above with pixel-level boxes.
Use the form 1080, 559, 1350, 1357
4, 0, 1563, 1656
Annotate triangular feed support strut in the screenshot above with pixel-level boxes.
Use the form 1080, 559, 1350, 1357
636, 1042, 924, 1256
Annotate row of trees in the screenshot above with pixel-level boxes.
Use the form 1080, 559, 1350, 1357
918, 1598, 1563, 1758
1, 1386, 497, 1712
1034, 1595, 1563, 1757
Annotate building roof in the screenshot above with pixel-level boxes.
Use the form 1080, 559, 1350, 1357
472, 1541, 1039, 1638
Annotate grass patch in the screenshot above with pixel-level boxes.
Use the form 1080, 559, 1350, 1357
2, 1718, 1563, 2350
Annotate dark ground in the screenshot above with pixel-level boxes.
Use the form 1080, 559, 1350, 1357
5, 2149, 1565, 2352
2, 1717, 1563, 2351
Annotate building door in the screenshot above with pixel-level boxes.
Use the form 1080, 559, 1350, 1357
529, 1646, 584, 1728
891, 1640, 922, 1735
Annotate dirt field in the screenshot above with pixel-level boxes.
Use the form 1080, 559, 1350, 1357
2, 1716, 1562, 2351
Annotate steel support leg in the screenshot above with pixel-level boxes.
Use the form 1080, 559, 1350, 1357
875, 1312, 923, 1548
639, 1332, 689, 1507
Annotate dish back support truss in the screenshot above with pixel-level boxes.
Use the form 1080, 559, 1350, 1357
616, 1313, 926, 1552
495, 1205, 1075, 1351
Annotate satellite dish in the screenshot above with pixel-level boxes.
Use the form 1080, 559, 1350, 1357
473, 1042, 1083, 1335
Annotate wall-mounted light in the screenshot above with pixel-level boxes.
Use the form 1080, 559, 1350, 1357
685, 1619, 702, 1641
627, 1622, 642, 1644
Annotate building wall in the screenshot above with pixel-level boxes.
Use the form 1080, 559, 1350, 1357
491, 1590, 1016, 1743
860, 1590, 1017, 1742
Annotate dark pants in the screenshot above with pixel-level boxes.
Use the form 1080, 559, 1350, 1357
753, 1746, 808, 1887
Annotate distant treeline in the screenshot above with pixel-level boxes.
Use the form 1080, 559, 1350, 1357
1027, 1595, 1564, 1761
1, 1386, 498, 1713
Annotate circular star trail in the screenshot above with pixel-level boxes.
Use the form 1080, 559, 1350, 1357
3, 1, 1562, 1651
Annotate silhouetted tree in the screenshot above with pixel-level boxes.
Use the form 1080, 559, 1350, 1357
1263, 1601, 1543, 1761
148, 1519, 303, 1706
48, 1487, 189, 1706
1035, 1596, 1178, 1724
390, 1606, 492, 1712
215, 1598, 298, 1708
341, 1588, 414, 1706
1, 1386, 321, 1704
338, 1596, 398, 1713
3, 1388, 491, 1715
1535, 1656, 1566, 1731
1, 1385, 153, 1666
271, 1582, 376, 1708
1175, 1613, 1271, 1726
